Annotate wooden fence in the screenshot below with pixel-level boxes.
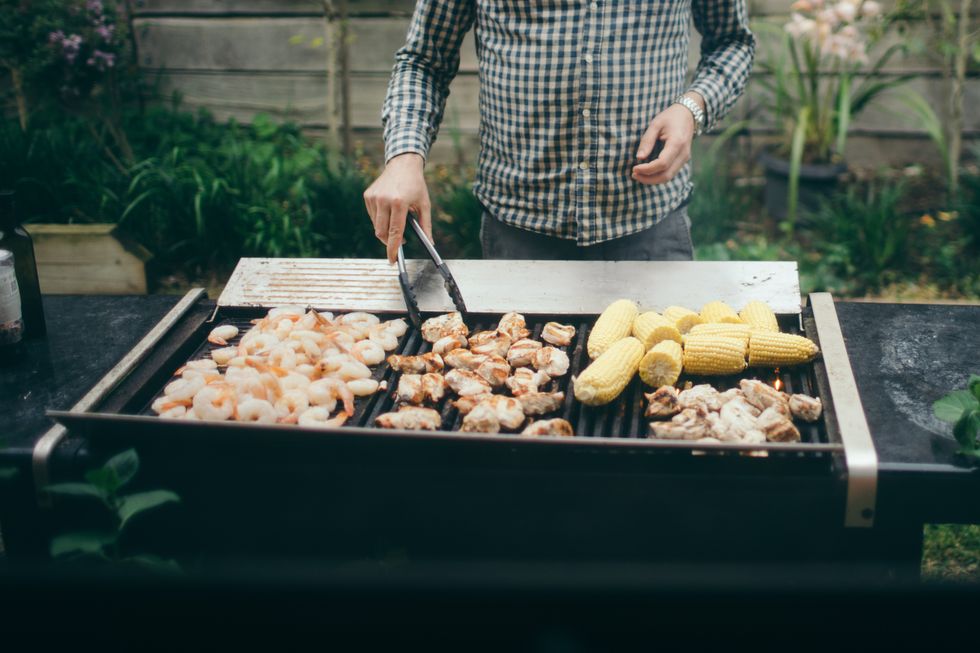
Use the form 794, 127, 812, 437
70, 1, 980, 165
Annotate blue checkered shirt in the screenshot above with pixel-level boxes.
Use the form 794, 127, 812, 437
382, 1, 755, 245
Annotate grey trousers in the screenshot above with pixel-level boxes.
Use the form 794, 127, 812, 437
480, 203, 694, 261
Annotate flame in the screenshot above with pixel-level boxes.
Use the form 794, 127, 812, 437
774, 377, 783, 392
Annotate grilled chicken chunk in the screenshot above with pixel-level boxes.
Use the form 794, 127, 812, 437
462, 395, 525, 432
649, 408, 710, 440
522, 418, 574, 437
757, 406, 801, 443
497, 312, 530, 341
705, 397, 763, 442
375, 406, 442, 430
432, 334, 468, 355
718, 388, 744, 405
517, 391, 565, 416
506, 339, 543, 367
532, 346, 570, 377
789, 394, 823, 422
443, 348, 489, 371
387, 352, 444, 374
740, 379, 791, 417
421, 372, 449, 403
506, 367, 551, 395
396, 373, 448, 404
421, 312, 469, 343
644, 385, 681, 419
468, 330, 512, 357
475, 355, 511, 388
445, 369, 493, 396
677, 384, 723, 415
540, 322, 576, 347
452, 393, 494, 415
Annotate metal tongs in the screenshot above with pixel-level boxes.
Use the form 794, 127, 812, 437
396, 211, 468, 329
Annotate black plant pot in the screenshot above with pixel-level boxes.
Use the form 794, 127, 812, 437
760, 149, 847, 221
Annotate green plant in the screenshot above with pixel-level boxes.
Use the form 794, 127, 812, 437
933, 375, 980, 461
46, 448, 181, 570
811, 179, 911, 290
689, 120, 754, 244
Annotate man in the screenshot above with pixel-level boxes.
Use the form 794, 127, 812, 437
364, 1, 754, 262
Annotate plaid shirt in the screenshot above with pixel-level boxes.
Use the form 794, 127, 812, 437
382, 1, 755, 245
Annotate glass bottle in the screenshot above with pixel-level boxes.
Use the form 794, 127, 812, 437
0, 249, 24, 351
0, 190, 46, 338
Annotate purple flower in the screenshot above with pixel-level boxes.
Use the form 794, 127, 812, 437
95, 22, 115, 42
86, 49, 116, 71
48, 30, 66, 44
60, 34, 84, 64
86, 0, 104, 14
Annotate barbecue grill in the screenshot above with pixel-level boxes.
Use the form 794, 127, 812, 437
37, 258, 877, 532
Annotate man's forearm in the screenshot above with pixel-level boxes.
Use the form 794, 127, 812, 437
381, 0, 476, 163
688, 0, 756, 131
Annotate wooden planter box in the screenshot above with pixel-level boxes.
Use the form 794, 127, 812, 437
24, 224, 152, 295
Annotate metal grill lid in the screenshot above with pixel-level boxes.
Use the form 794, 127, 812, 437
218, 259, 803, 315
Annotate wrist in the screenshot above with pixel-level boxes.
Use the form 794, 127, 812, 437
386, 152, 425, 172
673, 94, 705, 137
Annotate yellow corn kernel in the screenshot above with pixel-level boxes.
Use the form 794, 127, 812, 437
574, 337, 644, 406
700, 301, 743, 324
682, 335, 747, 376
739, 300, 779, 332
638, 340, 683, 388
662, 306, 703, 334
632, 311, 682, 350
587, 299, 639, 359
748, 332, 819, 367
686, 322, 753, 345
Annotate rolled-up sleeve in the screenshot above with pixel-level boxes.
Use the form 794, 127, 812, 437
688, 0, 756, 132
381, 0, 476, 163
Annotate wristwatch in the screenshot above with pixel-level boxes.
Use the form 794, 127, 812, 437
674, 94, 705, 137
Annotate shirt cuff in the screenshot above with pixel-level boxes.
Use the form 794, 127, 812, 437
384, 123, 432, 164
685, 80, 724, 134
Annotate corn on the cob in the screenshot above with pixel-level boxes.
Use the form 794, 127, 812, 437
739, 300, 779, 332
662, 305, 703, 334
638, 340, 683, 387
686, 322, 753, 345
632, 311, 682, 350
574, 337, 644, 405
699, 301, 743, 324
682, 335, 747, 376
587, 299, 639, 359
748, 332, 819, 367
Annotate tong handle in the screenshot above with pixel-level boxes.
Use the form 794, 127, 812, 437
405, 211, 468, 315
396, 245, 422, 329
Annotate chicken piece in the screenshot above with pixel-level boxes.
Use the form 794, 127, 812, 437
644, 385, 681, 419
789, 394, 823, 422
517, 391, 565, 416
540, 322, 576, 347
718, 388, 744, 406
497, 312, 530, 341
532, 346, 570, 377
443, 348, 490, 371
481, 395, 526, 430
694, 437, 722, 445
461, 403, 501, 434
445, 368, 493, 396
649, 408, 710, 440
468, 330, 512, 357
757, 406, 801, 443
452, 393, 494, 415
506, 367, 552, 396
395, 374, 425, 404
677, 384, 723, 415
506, 339, 543, 367
475, 355, 511, 388
705, 397, 763, 442
522, 418, 574, 437
421, 312, 469, 343
740, 379, 791, 417
432, 334, 468, 356
375, 406, 442, 430
387, 352, 444, 374
421, 372, 449, 404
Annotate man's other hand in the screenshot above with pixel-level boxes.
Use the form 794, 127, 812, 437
631, 94, 703, 185
363, 153, 432, 263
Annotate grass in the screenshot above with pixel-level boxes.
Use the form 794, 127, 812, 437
922, 524, 980, 582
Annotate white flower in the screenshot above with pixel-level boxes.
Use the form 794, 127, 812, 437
861, 0, 882, 18
817, 8, 840, 28
834, 1, 857, 22
785, 14, 816, 39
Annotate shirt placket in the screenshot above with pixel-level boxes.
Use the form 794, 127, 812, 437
576, 0, 601, 244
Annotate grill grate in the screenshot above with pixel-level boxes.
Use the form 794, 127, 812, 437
142, 311, 829, 452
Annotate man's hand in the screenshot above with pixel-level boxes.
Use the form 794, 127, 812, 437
631, 93, 704, 185
363, 153, 433, 263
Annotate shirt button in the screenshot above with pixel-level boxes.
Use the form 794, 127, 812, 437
582, 108, 591, 117
584, 53, 594, 64
579, 161, 589, 170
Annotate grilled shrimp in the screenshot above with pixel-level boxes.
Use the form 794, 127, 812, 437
351, 340, 386, 366
298, 407, 349, 428
192, 385, 236, 421
208, 324, 240, 346
275, 390, 310, 424
236, 398, 278, 424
